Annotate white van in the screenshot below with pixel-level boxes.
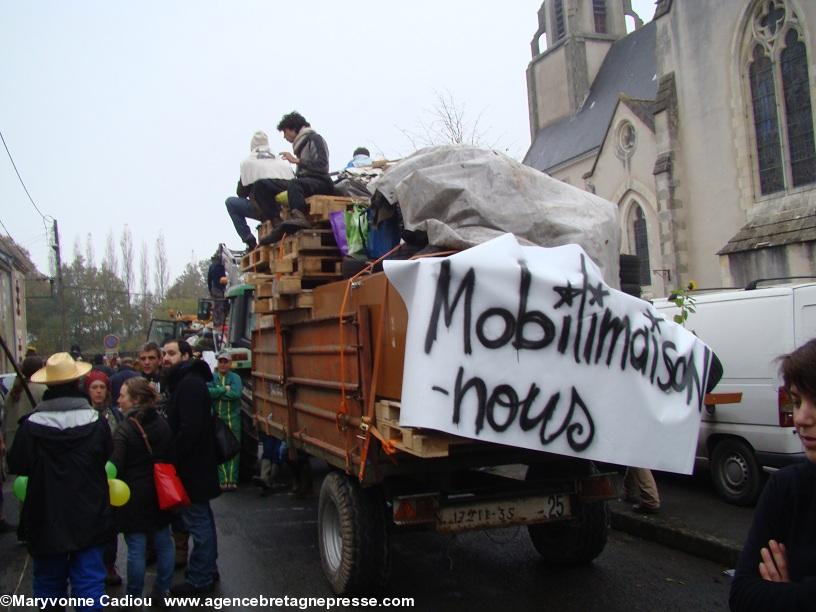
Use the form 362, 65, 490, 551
653, 282, 816, 506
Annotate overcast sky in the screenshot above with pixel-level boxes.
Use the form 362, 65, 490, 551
1, 0, 656, 283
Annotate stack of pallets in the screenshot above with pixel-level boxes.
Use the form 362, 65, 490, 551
374, 400, 455, 458
246, 195, 363, 319
241, 195, 358, 274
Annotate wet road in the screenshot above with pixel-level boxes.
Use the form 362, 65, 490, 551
1, 463, 733, 611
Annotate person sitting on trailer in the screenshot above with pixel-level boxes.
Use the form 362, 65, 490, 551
225, 130, 294, 252
253, 111, 334, 245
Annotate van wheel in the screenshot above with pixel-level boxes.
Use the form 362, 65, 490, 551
318, 472, 390, 594
710, 439, 764, 506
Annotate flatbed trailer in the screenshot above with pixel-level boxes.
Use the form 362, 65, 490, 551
251, 268, 621, 594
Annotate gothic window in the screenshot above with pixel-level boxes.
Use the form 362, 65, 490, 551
749, 45, 784, 194
554, 0, 566, 41
593, 0, 607, 34
626, 203, 651, 286
745, 0, 816, 196
781, 30, 816, 187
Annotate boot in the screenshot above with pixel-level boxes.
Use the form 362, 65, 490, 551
173, 531, 189, 569
268, 209, 312, 243
288, 208, 312, 230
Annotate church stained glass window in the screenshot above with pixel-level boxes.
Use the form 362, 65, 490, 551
745, 0, 816, 196
749, 46, 784, 194
781, 30, 816, 187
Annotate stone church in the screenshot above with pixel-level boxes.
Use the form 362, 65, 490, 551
523, 0, 816, 298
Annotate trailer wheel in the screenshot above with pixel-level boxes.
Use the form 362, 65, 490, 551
526, 461, 609, 566
318, 471, 390, 595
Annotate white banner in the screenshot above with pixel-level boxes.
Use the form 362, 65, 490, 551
383, 234, 713, 474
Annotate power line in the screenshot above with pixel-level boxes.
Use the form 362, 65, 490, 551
0, 216, 11, 237
0, 129, 48, 220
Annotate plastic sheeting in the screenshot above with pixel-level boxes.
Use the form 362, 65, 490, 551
372, 145, 620, 286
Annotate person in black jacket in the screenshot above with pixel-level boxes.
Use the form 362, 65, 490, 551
7, 352, 113, 611
162, 339, 220, 596
207, 248, 227, 329
254, 111, 334, 244
112, 377, 175, 604
729, 338, 816, 611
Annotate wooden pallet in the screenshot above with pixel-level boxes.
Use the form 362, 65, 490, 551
374, 400, 451, 458
255, 291, 314, 313
282, 230, 341, 258
271, 255, 343, 278
272, 275, 335, 295
305, 195, 362, 221
240, 246, 272, 272
256, 282, 276, 299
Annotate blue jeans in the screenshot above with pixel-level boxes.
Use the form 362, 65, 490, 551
33, 546, 105, 611
226, 196, 261, 243
124, 526, 174, 596
181, 502, 218, 588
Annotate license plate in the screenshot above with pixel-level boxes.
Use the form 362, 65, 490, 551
436, 494, 572, 533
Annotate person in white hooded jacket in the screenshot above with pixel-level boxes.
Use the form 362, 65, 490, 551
225, 130, 294, 251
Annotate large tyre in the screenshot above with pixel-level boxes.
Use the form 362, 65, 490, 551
526, 461, 609, 566
318, 472, 390, 595
710, 438, 764, 506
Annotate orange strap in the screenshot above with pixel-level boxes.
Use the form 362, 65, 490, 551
359, 280, 389, 482
334, 244, 403, 477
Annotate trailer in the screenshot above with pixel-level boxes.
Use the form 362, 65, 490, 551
251, 263, 621, 594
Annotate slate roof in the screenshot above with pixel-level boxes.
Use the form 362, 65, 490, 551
523, 21, 658, 173
718, 211, 816, 255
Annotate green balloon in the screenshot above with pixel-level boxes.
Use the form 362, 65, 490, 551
105, 461, 117, 479
13, 475, 28, 502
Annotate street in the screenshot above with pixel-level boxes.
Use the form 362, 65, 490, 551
2, 462, 734, 611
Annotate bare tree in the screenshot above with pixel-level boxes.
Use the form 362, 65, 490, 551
399, 90, 489, 150
153, 231, 170, 302
72, 236, 82, 264
119, 225, 134, 302
139, 240, 151, 327
103, 230, 118, 277
85, 233, 95, 269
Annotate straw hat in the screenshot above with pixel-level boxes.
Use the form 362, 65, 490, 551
30, 352, 92, 385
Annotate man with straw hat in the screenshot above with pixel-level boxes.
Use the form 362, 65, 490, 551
7, 352, 114, 611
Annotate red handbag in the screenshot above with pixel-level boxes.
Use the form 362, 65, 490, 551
129, 417, 191, 511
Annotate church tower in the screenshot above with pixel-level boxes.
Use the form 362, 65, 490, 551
527, 0, 642, 137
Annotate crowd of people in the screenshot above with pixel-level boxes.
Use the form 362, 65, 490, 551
0, 339, 261, 610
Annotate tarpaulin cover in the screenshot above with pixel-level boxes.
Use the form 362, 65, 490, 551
372, 145, 620, 286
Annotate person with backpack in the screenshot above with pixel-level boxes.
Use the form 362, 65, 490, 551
7, 353, 113, 611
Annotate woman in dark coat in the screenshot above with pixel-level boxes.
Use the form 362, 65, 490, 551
112, 377, 175, 602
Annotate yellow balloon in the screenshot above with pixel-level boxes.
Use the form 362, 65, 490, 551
108, 478, 131, 507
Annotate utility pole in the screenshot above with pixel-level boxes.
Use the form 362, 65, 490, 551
53, 219, 67, 350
